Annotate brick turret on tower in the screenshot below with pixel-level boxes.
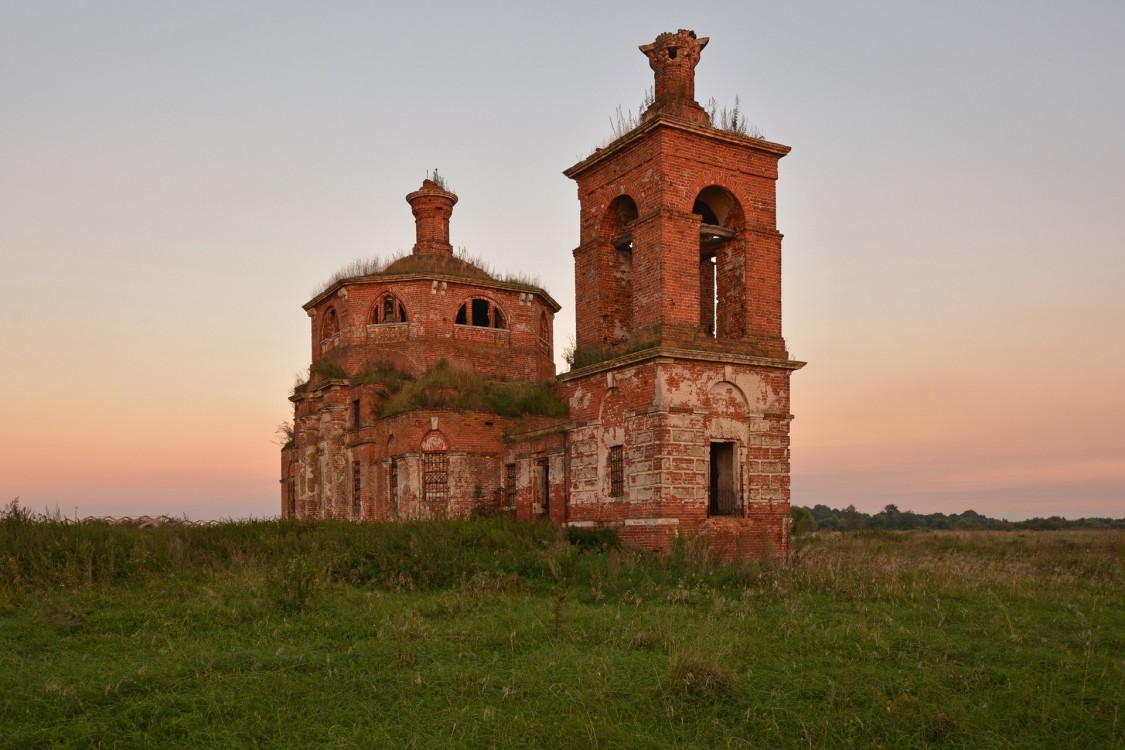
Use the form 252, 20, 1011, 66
640, 29, 710, 126
406, 178, 458, 255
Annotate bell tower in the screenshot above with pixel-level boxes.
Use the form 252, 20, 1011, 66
566, 28, 791, 361
558, 30, 804, 560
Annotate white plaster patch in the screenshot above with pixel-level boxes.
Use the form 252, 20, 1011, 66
729, 372, 776, 411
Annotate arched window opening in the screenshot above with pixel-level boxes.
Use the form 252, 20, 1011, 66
421, 431, 449, 511
606, 196, 639, 251
455, 298, 507, 329
693, 199, 719, 226
600, 195, 638, 345
471, 298, 489, 326
539, 312, 550, 344
693, 187, 744, 340
321, 307, 339, 339
373, 294, 407, 324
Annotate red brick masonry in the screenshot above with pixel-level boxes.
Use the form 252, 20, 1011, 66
281, 29, 804, 562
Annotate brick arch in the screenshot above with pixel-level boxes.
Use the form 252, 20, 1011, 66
454, 295, 507, 329
372, 293, 408, 324
707, 380, 749, 418
693, 185, 746, 230
681, 171, 744, 210
596, 387, 627, 501
599, 194, 639, 240
595, 196, 638, 345
320, 306, 339, 339
420, 430, 448, 452
685, 170, 778, 235
694, 185, 746, 340
596, 386, 626, 427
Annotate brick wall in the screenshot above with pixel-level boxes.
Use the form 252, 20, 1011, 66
305, 276, 556, 383
282, 30, 803, 563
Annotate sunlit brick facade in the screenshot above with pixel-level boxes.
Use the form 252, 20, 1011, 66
281, 30, 803, 560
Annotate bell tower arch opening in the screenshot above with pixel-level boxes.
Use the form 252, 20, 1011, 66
694, 186, 746, 339
600, 195, 638, 345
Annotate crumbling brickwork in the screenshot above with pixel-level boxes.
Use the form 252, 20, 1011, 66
281, 30, 803, 561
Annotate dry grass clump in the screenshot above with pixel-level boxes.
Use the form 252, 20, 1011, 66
310, 247, 545, 299
667, 647, 737, 699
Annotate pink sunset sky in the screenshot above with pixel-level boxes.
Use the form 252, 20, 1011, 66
1, 2, 1122, 520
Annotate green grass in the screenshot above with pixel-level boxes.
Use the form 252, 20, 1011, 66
294, 360, 567, 421
2, 506, 1122, 748
310, 248, 546, 300
378, 360, 568, 419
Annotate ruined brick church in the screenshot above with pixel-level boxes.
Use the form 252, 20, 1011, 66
280, 30, 804, 559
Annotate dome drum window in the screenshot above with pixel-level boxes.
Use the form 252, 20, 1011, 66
320, 307, 339, 340
373, 295, 408, 324
455, 298, 506, 329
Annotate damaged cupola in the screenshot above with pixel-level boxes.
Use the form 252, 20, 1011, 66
405, 178, 458, 255
640, 28, 711, 126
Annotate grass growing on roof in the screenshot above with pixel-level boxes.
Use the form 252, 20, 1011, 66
311, 248, 546, 299
378, 360, 567, 419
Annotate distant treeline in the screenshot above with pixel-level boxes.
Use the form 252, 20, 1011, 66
792, 503, 1125, 534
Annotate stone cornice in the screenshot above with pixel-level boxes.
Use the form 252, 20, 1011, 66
564, 114, 791, 180
304, 273, 561, 313
557, 346, 806, 382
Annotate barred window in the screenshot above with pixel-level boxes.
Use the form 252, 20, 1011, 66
390, 457, 398, 507
423, 452, 449, 505
505, 463, 516, 506
352, 460, 361, 516
609, 445, 624, 498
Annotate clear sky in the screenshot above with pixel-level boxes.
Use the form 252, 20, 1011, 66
2, 1, 1122, 520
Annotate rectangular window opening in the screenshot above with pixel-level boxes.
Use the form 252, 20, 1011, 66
609, 445, 624, 498
352, 399, 361, 428
708, 441, 738, 516
505, 463, 517, 508
471, 298, 490, 327
352, 460, 362, 517
423, 452, 449, 507
538, 459, 550, 515
390, 457, 399, 514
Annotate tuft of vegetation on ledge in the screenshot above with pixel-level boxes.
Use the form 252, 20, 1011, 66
377, 360, 568, 419
564, 336, 659, 371
310, 248, 545, 300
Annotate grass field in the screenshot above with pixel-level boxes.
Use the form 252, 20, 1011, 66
2, 507, 1122, 748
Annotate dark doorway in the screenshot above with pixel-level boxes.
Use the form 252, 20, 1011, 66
709, 442, 738, 515
538, 459, 551, 515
